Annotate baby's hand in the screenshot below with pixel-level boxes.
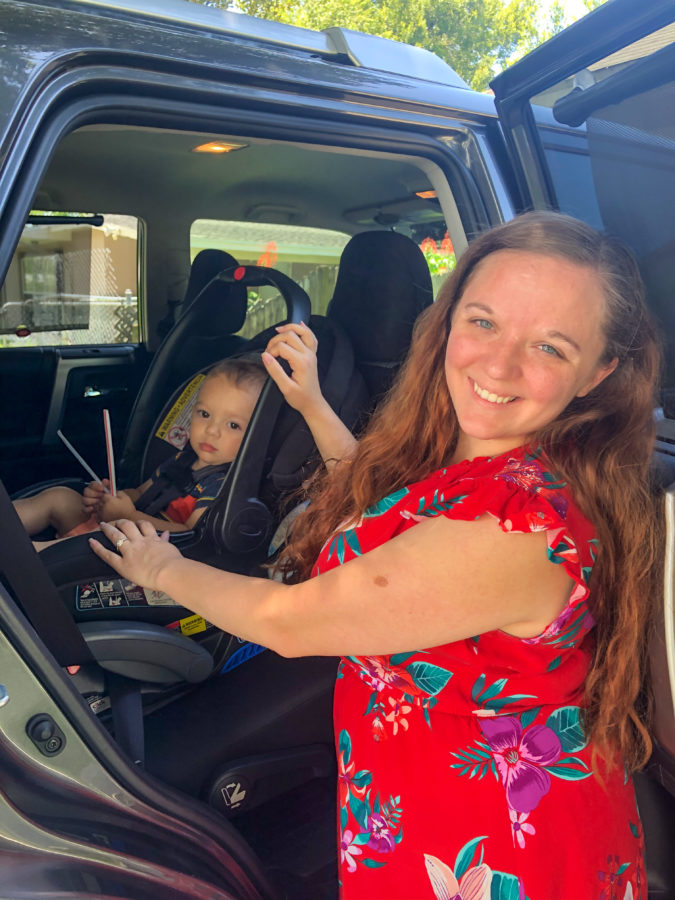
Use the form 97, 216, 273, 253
262, 322, 324, 415
82, 479, 109, 516
100, 490, 136, 522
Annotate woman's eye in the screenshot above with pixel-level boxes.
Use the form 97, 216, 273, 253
539, 343, 562, 358
471, 318, 492, 330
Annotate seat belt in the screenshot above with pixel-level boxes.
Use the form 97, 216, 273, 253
0, 480, 95, 666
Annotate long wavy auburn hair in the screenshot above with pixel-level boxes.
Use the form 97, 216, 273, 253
280, 211, 663, 772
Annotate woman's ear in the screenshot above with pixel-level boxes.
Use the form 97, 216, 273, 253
576, 356, 619, 398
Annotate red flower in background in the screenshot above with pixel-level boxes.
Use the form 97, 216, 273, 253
257, 241, 277, 267
419, 237, 438, 254
441, 230, 454, 254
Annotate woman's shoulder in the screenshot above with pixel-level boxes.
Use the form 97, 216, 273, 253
408, 446, 581, 523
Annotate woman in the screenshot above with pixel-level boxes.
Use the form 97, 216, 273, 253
91, 212, 661, 899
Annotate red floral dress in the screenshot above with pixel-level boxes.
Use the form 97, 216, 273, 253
312, 447, 645, 900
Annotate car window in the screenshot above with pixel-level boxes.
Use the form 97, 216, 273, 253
191, 216, 454, 338
190, 219, 351, 336
0, 213, 140, 347
529, 23, 675, 415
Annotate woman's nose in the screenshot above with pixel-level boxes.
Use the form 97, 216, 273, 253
484, 338, 522, 380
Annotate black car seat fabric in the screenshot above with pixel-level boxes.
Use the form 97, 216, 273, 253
326, 230, 434, 403
119, 249, 248, 486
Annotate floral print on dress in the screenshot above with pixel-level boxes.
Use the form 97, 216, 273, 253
425, 837, 530, 900
337, 729, 403, 873
497, 451, 568, 518
343, 653, 453, 739
316, 447, 644, 898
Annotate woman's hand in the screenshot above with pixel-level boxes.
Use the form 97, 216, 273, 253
89, 519, 182, 591
263, 322, 324, 417
264, 321, 357, 467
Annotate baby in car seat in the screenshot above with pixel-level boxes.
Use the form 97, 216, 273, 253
14, 355, 267, 548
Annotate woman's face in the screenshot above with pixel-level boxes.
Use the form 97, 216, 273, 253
444, 249, 618, 461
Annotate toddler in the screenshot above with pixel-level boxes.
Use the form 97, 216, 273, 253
15, 356, 267, 546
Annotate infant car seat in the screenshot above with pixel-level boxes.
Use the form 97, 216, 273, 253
119, 249, 249, 486
26, 261, 368, 648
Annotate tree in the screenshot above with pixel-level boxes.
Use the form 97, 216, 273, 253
188, 0, 561, 92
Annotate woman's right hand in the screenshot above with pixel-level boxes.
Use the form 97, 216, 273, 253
90, 519, 181, 591
262, 322, 325, 416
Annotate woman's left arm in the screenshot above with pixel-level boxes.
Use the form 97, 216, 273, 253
90, 514, 573, 658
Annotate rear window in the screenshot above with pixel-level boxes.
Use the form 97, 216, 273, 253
191, 219, 350, 337
191, 218, 454, 335
0, 213, 140, 347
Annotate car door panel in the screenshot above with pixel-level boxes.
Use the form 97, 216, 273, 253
0, 345, 146, 494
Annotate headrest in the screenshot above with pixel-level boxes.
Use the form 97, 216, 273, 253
327, 231, 433, 365
183, 249, 247, 333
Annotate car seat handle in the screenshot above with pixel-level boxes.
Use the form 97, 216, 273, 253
203, 267, 310, 554
217, 265, 310, 325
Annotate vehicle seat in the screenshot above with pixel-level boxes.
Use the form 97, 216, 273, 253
327, 230, 434, 404
120, 249, 249, 486
137, 233, 433, 892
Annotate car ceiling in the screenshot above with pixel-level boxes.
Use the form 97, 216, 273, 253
36, 126, 439, 235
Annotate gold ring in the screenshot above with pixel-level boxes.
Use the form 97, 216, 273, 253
115, 537, 128, 551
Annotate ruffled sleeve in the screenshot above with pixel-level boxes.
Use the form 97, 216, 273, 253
404, 449, 597, 645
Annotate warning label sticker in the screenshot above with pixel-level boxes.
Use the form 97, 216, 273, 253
155, 375, 204, 448
76, 579, 178, 610
178, 614, 208, 636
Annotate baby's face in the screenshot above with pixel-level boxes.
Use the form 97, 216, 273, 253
189, 373, 261, 468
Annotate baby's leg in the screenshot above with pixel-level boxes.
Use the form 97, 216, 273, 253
14, 487, 88, 537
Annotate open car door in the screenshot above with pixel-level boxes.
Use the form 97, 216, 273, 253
490, 0, 674, 412
492, 0, 675, 891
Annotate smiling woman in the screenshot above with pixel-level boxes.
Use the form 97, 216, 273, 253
444, 249, 618, 461
91, 212, 662, 900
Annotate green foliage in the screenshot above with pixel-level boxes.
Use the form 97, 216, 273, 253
187, 0, 570, 92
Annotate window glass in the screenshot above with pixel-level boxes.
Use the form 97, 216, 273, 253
191, 217, 453, 334
529, 24, 675, 413
191, 220, 351, 336
0, 213, 140, 347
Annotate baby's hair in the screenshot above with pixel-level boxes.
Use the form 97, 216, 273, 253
207, 353, 267, 394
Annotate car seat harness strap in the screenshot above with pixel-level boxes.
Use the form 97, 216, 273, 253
134, 446, 230, 517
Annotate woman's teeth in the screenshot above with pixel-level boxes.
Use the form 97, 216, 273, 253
472, 381, 516, 404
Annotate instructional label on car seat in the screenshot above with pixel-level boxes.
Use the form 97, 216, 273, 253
155, 374, 205, 449
177, 613, 207, 636
76, 579, 177, 610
